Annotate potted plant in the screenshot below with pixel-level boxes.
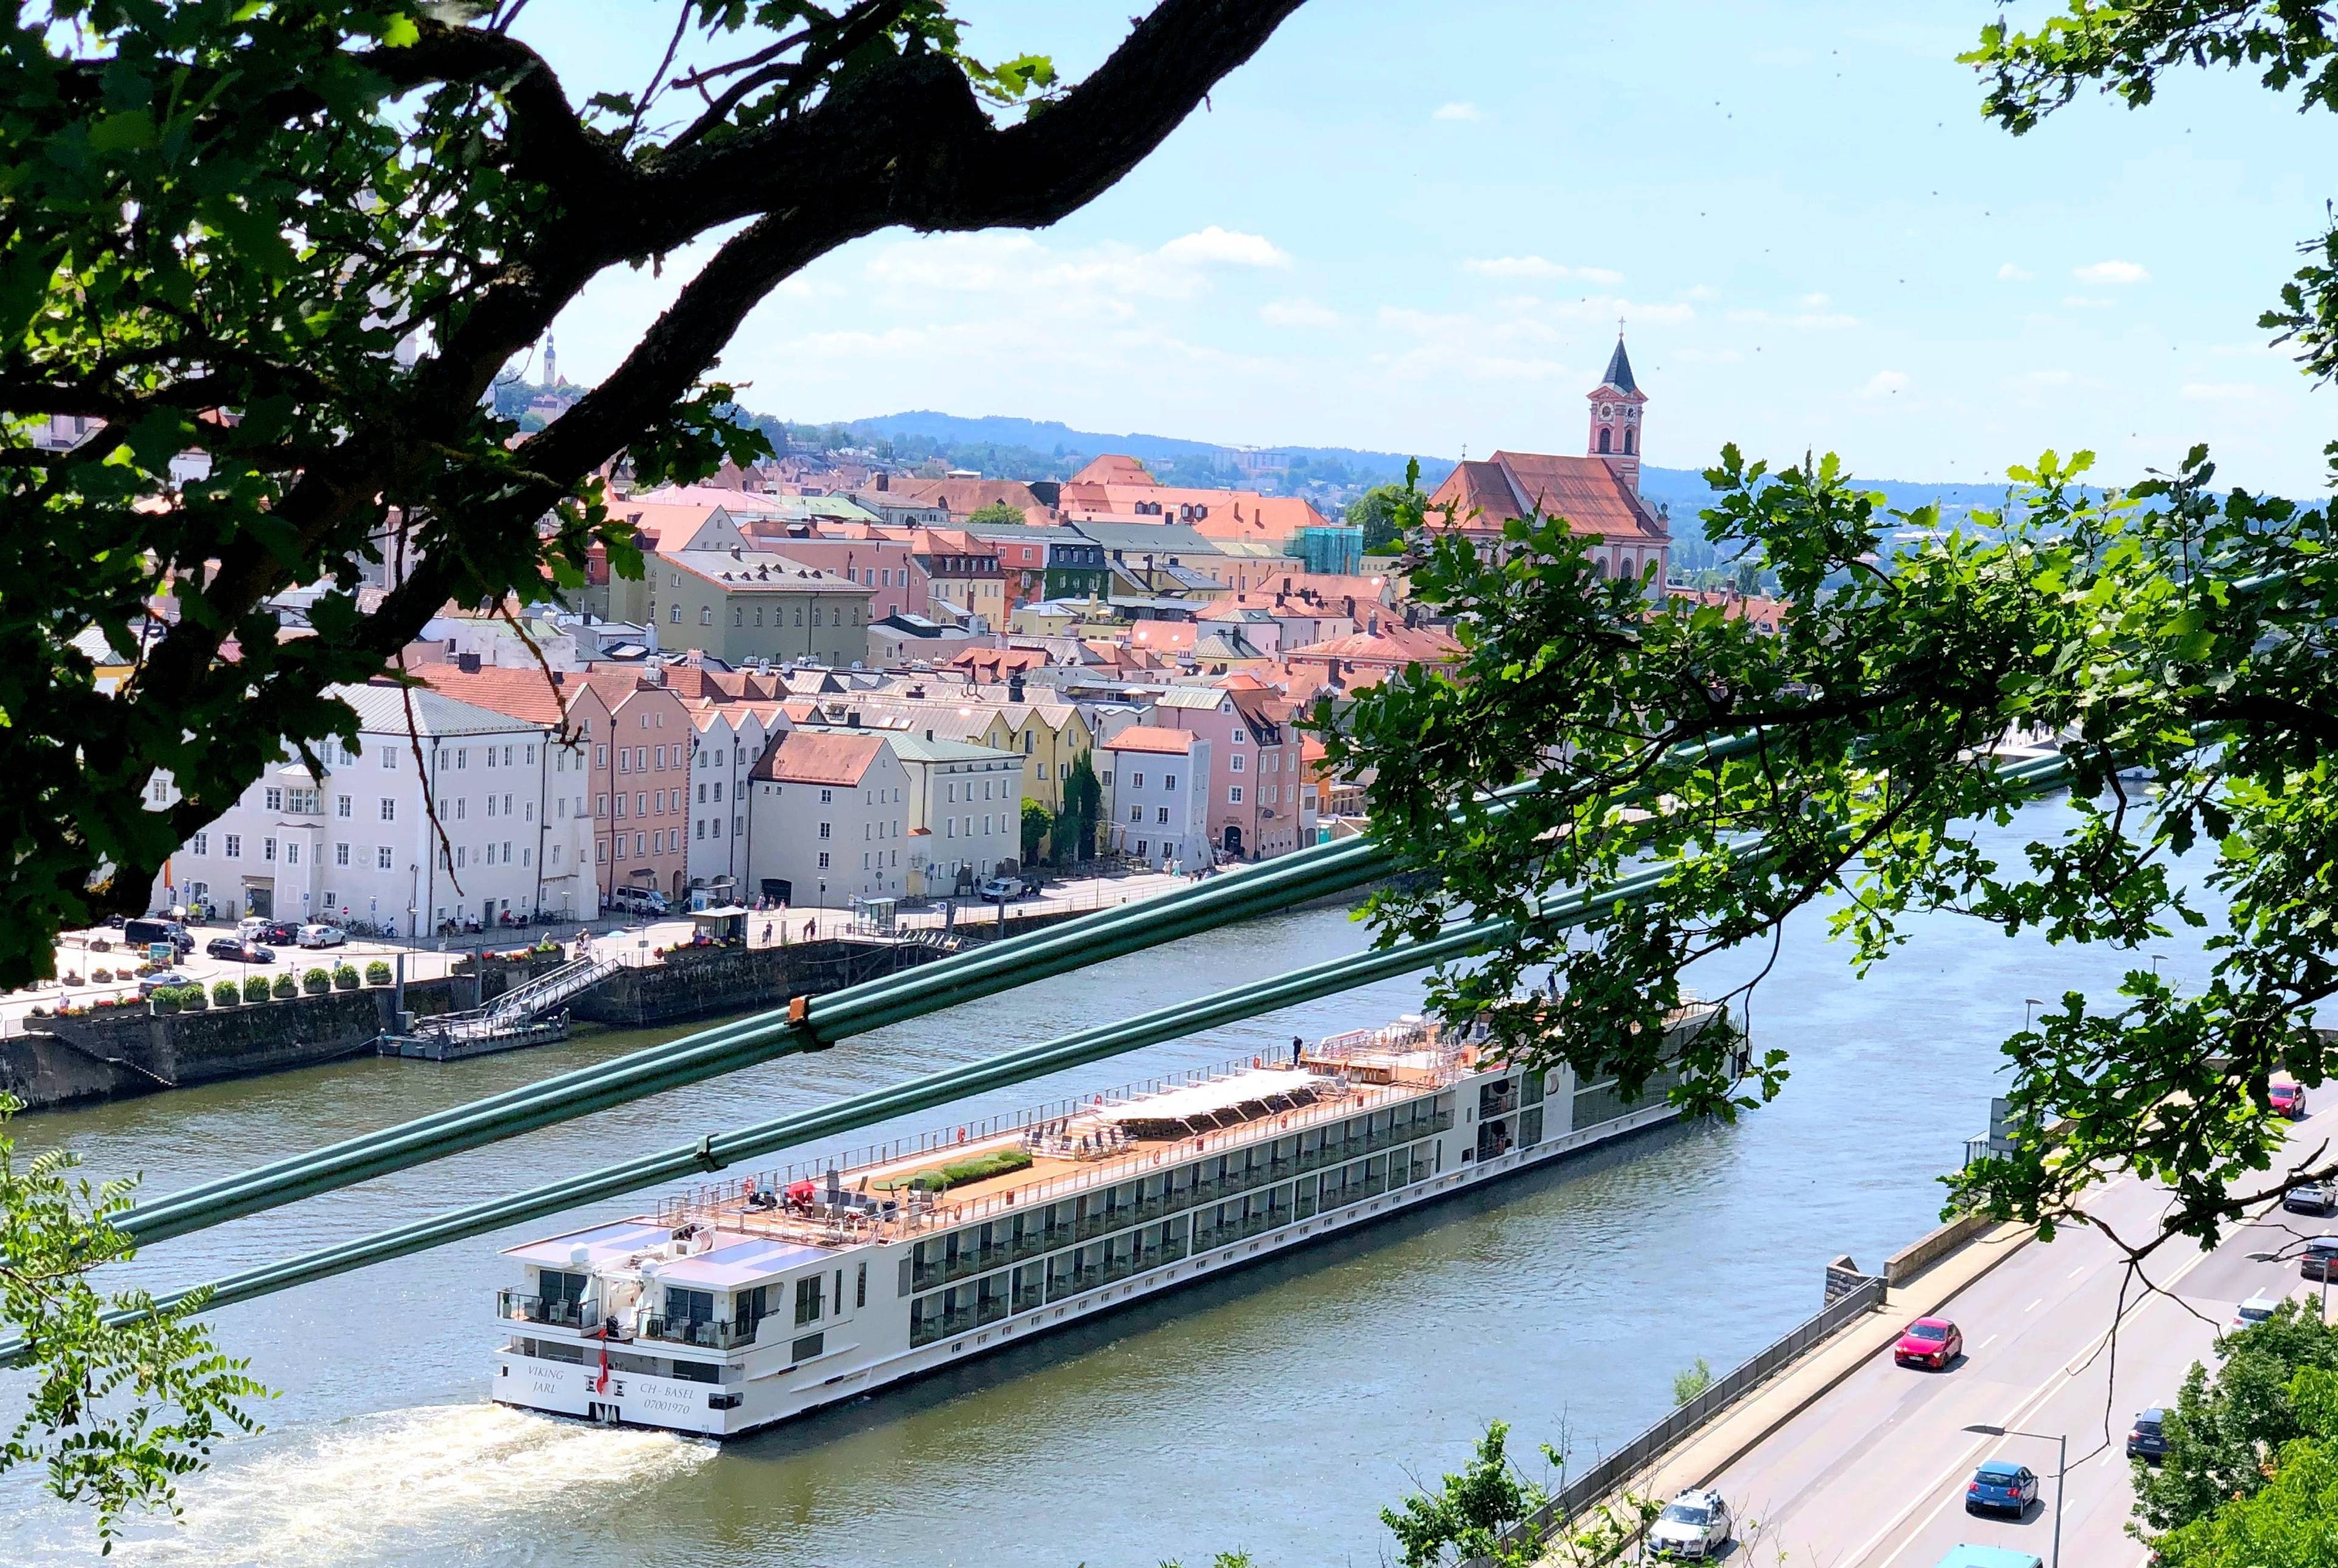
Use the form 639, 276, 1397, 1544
91, 967, 112, 984
245, 974, 272, 1004
212, 979, 240, 1008
365, 960, 393, 986
179, 984, 208, 1012
301, 967, 330, 995
272, 973, 297, 999
331, 964, 359, 991
60, 971, 82, 987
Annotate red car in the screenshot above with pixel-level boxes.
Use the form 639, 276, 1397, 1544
2270, 1083, 2308, 1119
1894, 1316, 1963, 1370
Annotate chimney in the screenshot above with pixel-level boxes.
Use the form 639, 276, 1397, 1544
1008, 671, 1025, 702
846, 710, 861, 728
875, 471, 890, 492
731, 544, 742, 559
457, 651, 482, 673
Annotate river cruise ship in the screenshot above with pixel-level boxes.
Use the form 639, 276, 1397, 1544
493, 1004, 1726, 1435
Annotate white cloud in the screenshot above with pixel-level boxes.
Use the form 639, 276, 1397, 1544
1433, 101, 1482, 121
1861, 370, 1910, 398
2020, 369, 2074, 387
855, 226, 1292, 316
2181, 381, 2261, 402
1685, 284, 1719, 301
1259, 298, 1339, 328
2073, 259, 2149, 285
2061, 295, 2115, 309
1800, 292, 1830, 307
1462, 256, 1625, 286
1156, 225, 1291, 269
1996, 262, 2034, 281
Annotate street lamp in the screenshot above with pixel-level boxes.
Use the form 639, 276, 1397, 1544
2023, 996, 2044, 1033
1962, 1424, 2063, 1568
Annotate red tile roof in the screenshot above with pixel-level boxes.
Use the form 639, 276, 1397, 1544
1427, 452, 1669, 544
1104, 724, 1198, 755
749, 730, 885, 786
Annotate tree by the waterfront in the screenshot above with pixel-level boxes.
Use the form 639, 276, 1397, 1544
0, 1099, 268, 1550
0, 0, 1311, 990
2137, 1298, 2338, 1536
1323, 4, 2338, 1269
1346, 466, 1426, 554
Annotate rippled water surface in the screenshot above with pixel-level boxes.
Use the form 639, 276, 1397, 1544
4, 800, 2227, 1566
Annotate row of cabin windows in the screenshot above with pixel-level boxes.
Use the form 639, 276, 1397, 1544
904, 1095, 1455, 1290
905, 1144, 1445, 1347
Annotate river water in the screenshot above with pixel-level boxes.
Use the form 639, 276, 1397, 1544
5, 800, 2227, 1567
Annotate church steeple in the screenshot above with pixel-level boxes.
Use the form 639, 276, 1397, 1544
1587, 332, 1648, 489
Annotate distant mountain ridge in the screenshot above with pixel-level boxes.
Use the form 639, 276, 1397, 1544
841, 409, 2021, 530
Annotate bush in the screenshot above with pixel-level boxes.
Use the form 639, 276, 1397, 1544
365, 960, 392, 986
245, 974, 273, 1003
1672, 1357, 1715, 1405
271, 973, 297, 999
212, 980, 239, 1007
331, 964, 359, 990
178, 984, 208, 1012
301, 967, 330, 995
874, 1147, 1034, 1194
150, 988, 181, 1015
90, 967, 112, 984
27, 1004, 46, 1017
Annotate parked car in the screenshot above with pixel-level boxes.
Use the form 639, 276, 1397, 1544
1965, 1459, 2038, 1517
122, 917, 194, 955
2234, 1294, 2281, 1330
608, 887, 667, 915
975, 877, 1033, 901
297, 923, 346, 949
2303, 1237, 2338, 1283
254, 919, 300, 945
136, 968, 198, 996
2271, 1082, 2308, 1119
102, 913, 126, 929
2127, 1407, 2171, 1463
1894, 1316, 1964, 1370
2287, 1181, 2336, 1216
205, 937, 276, 962
1647, 1488, 1732, 1559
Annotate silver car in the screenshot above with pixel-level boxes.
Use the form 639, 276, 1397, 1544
1648, 1489, 1732, 1559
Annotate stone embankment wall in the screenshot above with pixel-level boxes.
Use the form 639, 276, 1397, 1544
0, 905, 1100, 1110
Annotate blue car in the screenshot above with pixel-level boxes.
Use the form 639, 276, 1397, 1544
1965, 1459, 2038, 1517
1933, 1549, 2043, 1568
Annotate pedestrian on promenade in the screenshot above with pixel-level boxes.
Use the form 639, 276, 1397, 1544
1291, 1035, 1303, 1065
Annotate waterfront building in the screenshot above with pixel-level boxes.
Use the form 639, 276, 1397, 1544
155, 681, 583, 931
743, 730, 910, 908
1056, 452, 1332, 551
735, 530, 923, 622
1424, 336, 1672, 589
879, 732, 1027, 894
686, 702, 788, 901
910, 529, 1008, 628
1101, 724, 1211, 869
962, 522, 1113, 608
1148, 685, 1314, 860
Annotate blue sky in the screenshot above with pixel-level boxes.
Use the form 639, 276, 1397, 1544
531, 2, 2336, 492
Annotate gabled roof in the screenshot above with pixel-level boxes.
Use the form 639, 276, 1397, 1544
1068, 453, 1156, 486
1426, 452, 1668, 544
345, 679, 553, 736
1105, 724, 1197, 755
749, 730, 886, 786
409, 662, 573, 725
1285, 623, 1463, 666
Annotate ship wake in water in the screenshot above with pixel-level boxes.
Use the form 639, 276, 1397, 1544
15, 1402, 714, 1567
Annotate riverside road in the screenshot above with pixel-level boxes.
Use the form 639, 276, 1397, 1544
1706, 1096, 2336, 1568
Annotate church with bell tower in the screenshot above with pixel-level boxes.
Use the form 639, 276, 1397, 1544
1424, 333, 1671, 591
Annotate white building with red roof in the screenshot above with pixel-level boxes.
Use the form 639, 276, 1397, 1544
743, 730, 910, 909
1425, 336, 1672, 589
1101, 724, 1212, 870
